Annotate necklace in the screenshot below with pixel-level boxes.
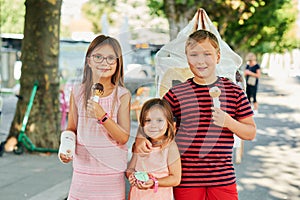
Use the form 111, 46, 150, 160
151, 138, 167, 147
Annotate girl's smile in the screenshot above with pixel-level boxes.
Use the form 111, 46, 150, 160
88, 44, 117, 81
95, 66, 112, 72
143, 107, 168, 141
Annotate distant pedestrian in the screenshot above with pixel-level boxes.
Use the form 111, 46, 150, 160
58, 34, 131, 199
126, 98, 181, 200
244, 52, 261, 114
134, 29, 256, 200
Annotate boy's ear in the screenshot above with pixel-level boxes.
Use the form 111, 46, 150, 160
216, 51, 221, 64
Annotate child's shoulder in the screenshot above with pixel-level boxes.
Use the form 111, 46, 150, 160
220, 77, 239, 86
117, 85, 129, 92
220, 76, 234, 83
162, 139, 178, 150
117, 85, 131, 97
219, 77, 244, 92
165, 140, 180, 160
169, 78, 193, 91
168, 140, 179, 148
71, 83, 84, 94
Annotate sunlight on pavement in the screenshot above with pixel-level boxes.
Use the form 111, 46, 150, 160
238, 76, 300, 199
241, 143, 300, 199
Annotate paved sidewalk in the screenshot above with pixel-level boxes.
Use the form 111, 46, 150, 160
0, 130, 137, 200
0, 153, 72, 200
235, 75, 300, 200
0, 92, 72, 199
0, 91, 138, 200
0, 75, 299, 200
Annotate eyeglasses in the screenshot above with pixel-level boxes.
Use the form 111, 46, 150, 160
89, 54, 117, 65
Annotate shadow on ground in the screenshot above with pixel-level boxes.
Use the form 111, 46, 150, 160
235, 76, 300, 200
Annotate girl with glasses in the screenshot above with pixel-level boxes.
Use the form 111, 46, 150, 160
58, 34, 131, 200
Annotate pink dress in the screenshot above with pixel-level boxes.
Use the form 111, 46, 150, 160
129, 144, 174, 200
68, 85, 129, 200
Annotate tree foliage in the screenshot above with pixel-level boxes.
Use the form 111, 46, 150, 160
1, 0, 298, 55
0, 0, 26, 34
147, 0, 298, 54
81, 0, 117, 33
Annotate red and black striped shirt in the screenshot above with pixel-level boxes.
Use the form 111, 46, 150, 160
163, 77, 253, 187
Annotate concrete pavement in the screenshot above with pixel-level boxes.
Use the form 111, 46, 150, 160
0, 153, 72, 200
0, 75, 300, 200
235, 75, 300, 200
0, 91, 137, 200
0, 93, 72, 200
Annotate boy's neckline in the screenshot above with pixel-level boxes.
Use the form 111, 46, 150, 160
191, 76, 219, 86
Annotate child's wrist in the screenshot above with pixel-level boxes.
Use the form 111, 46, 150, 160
127, 167, 135, 171
151, 179, 155, 187
149, 175, 158, 192
126, 168, 136, 178
97, 113, 109, 124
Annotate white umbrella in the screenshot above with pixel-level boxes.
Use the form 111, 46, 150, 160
155, 8, 242, 97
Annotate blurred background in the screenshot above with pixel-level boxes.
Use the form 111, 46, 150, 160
1, 0, 300, 154
1, 0, 300, 90
1, 1, 300, 199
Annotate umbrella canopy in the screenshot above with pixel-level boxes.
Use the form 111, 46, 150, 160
155, 8, 242, 97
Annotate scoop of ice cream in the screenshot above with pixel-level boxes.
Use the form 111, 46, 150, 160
92, 83, 104, 96
134, 171, 149, 183
209, 86, 221, 98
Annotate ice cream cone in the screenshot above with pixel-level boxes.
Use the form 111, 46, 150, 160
92, 83, 104, 102
209, 86, 221, 108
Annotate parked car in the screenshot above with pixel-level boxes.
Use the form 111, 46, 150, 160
124, 45, 161, 94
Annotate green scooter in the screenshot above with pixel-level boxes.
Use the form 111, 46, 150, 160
14, 81, 58, 154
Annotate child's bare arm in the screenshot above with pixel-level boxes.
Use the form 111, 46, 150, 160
126, 152, 137, 178
133, 126, 152, 154
59, 92, 77, 164
157, 141, 181, 187
66, 92, 77, 133
126, 153, 138, 186
212, 107, 256, 140
232, 116, 256, 140
136, 142, 181, 191
88, 92, 131, 144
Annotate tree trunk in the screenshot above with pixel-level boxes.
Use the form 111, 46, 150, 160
164, 0, 197, 40
8, 0, 62, 149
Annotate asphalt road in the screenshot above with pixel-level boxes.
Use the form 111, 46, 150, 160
234, 75, 300, 200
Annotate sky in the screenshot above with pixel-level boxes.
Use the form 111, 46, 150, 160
61, 0, 88, 24
61, 0, 300, 41
60, 0, 169, 43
